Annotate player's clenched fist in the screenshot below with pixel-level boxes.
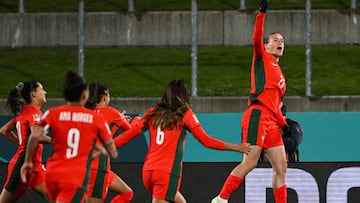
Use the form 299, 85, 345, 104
259, 0, 269, 13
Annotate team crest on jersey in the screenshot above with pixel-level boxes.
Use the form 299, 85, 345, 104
33, 113, 41, 122
278, 75, 286, 89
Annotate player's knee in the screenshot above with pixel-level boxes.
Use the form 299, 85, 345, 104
122, 191, 133, 201
273, 165, 287, 178
110, 191, 133, 203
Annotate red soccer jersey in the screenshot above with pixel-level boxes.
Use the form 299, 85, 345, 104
41, 105, 112, 185
114, 108, 225, 176
91, 106, 131, 171
249, 12, 287, 127
94, 106, 131, 135
11, 104, 43, 171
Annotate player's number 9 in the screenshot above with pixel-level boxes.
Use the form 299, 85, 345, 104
66, 128, 80, 158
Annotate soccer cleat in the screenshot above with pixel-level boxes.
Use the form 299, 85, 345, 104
211, 196, 228, 203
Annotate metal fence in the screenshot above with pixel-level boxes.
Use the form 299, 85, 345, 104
16, 0, 358, 13
13, 0, 359, 95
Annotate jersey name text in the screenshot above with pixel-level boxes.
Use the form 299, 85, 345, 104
59, 111, 93, 123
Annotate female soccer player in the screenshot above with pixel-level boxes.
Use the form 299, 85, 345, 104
20, 71, 118, 203
0, 81, 50, 203
114, 79, 251, 203
211, 0, 289, 202
85, 82, 133, 203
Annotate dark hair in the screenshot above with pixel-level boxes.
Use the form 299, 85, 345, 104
85, 82, 108, 109
146, 80, 191, 130
63, 70, 87, 102
6, 81, 40, 115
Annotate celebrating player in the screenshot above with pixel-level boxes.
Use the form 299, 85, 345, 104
20, 71, 118, 203
114, 79, 251, 203
0, 81, 50, 203
212, 0, 289, 202
85, 82, 133, 203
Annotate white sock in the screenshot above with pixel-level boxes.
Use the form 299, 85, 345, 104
217, 196, 228, 203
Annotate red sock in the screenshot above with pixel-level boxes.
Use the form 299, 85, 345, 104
110, 191, 134, 203
219, 175, 243, 200
273, 184, 287, 203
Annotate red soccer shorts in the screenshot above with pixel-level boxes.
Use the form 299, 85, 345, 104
142, 169, 181, 202
241, 104, 284, 148
46, 180, 86, 203
4, 158, 46, 196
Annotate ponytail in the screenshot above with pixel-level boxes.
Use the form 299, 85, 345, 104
85, 82, 108, 109
6, 81, 39, 115
85, 82, 98, 109
63, 71, 87, 102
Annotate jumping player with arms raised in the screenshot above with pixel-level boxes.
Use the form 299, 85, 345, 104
212, 0, 289, 202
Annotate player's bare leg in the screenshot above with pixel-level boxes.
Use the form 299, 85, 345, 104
230, 145, 262, 177
264, 145, 287, 203
108, 175, 133, 203
152, 191, 186, 203
0, 189, 21, 203
211, 145, 262, 203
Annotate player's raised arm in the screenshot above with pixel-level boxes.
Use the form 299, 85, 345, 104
253, 0, 268, 57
